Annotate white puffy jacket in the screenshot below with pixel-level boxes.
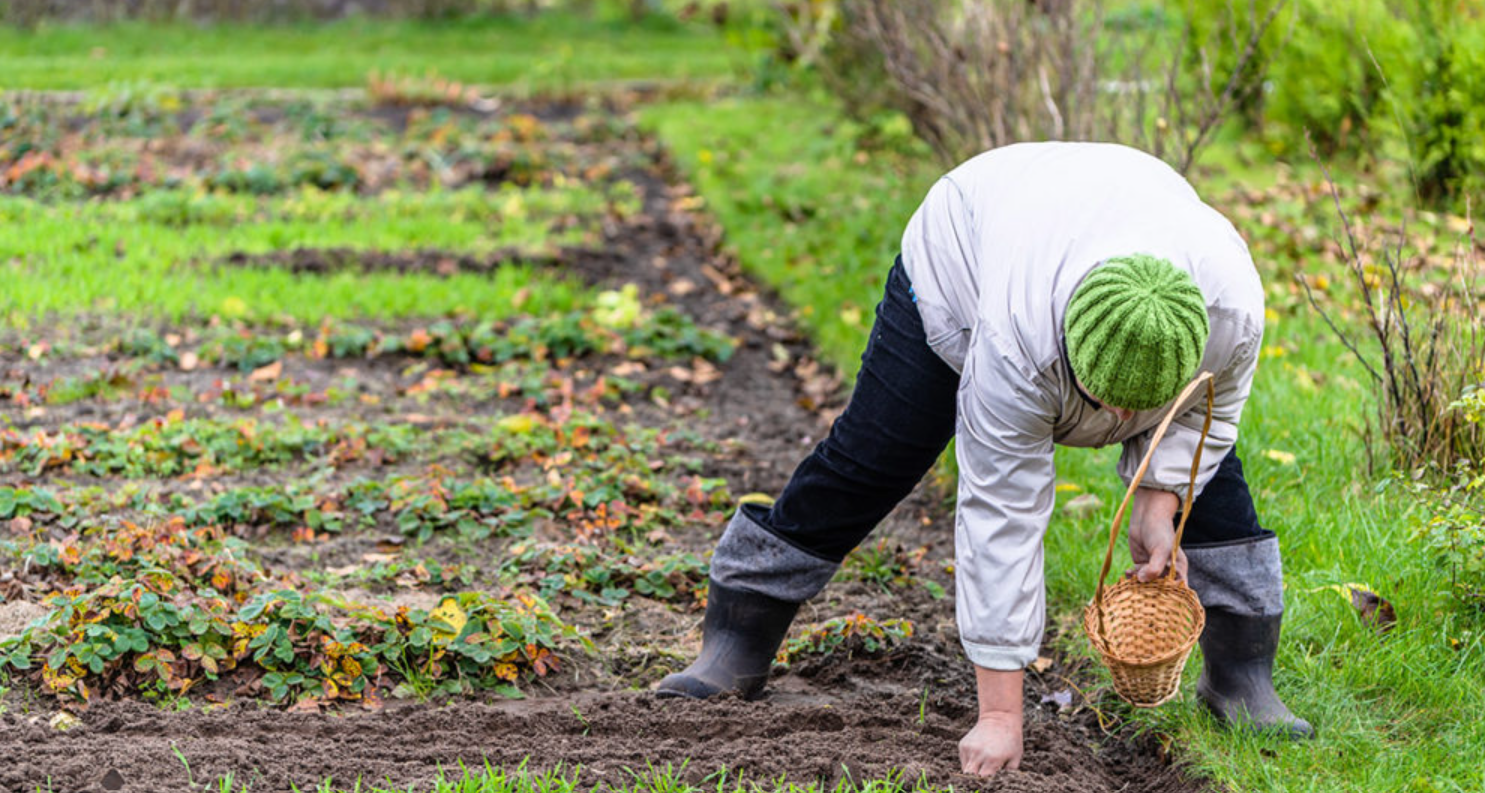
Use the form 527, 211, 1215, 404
900, 142, 1265, 671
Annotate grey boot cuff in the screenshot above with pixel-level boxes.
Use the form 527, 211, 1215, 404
709, 505, 839, 603
1185, 533, 1285, 617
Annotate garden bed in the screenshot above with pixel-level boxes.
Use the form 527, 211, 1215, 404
0, 92, 1204, 793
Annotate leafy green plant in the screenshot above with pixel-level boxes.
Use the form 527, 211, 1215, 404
514, 542, 708, 606
836, 539, 944, 598
1412, 385, 1485, 610
776, 613, 913, 666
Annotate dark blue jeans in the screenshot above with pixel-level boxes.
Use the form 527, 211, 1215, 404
753, 257, 1268, 564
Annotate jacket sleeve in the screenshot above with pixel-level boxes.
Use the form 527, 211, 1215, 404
1117, 313, 1263, 500
954, 339, 1059, 671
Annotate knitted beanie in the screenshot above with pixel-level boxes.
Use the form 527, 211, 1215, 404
1064, 254, 1210, 411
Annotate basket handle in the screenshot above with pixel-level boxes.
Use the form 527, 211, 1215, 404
1091, 371, 1216, 649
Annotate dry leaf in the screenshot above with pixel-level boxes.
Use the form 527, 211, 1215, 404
1342, 584, 1397, 634
179, 351, 200, 371
248, 361, 283, 382
1263, 449, 1297, 465
374, 537, 406, 554
1062, 493, 1103, 518
360, 552, 399, 564
737, 492, 776, 507
1030, 656, 1054, 673
1039, 689, 1074, 710
1314, 583, 1397, 635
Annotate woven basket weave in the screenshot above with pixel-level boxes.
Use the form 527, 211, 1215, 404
1083, 373, 1214, 708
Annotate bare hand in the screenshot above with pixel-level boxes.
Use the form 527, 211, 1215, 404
959, 711, 1023, 777
1126, 488, 1187, 583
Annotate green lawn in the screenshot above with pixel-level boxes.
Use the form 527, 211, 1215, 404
0, 14, 748, 91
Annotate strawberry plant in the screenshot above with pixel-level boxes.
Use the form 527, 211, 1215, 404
375, 590, 589, 699
513, 543, 708, 607
776, 613, 914, 666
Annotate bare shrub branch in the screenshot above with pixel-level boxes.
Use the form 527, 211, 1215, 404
1302, 142, 1485, 470
781, 0, 1290, 173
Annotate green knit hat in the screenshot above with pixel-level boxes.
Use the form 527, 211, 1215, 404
1064, 254, 1209, 411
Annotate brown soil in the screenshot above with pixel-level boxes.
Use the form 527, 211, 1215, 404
0, 658, 1197, 793
0, 99, 1209, 793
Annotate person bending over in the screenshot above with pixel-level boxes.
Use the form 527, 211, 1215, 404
656, 141, 1311, 776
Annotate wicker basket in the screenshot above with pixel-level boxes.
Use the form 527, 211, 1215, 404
1082, 372, 1214, 707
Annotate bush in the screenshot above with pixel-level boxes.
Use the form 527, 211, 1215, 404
1239, 0, 1485, 207
1300, 163, 1484, 472
778, 0, 1288, 174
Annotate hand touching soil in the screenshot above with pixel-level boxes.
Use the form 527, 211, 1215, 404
960, 711, 1024, 776
962, 665, 1026, 776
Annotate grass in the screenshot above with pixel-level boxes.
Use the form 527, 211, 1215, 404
642, 96, 937, 374
650, 92, 1485, 793
250, 762, 942, 793
0, 184, 613, 324
0, 14, 752, 92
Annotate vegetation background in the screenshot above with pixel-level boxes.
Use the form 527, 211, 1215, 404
2, 1, 1484, 791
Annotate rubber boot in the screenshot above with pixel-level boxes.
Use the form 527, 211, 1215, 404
1196, 608, 1314, 738
655, 579, 800, 700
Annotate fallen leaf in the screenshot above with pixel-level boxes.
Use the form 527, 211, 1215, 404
359, 554, 398, 566
1030, 656, 1054, 673
49, 712, 80, 731
374, 537, 406, 553
1062, 493, 1104, 518
1263, 449, 1297, 465
179, 351, 200, 371
737, 492, 776, 507
248, 360, 283, 382
1039, 689, 1074, 710
1341, 583, 1397, 634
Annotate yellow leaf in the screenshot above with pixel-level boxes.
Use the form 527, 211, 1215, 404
839, 305, 863, 327
1055, 482, 1082, 493
428, 596, 468, 641
497, 414, 538, 435
220, 296, 248, 318
1263, 449, 1297, 465
737, 492, 776, 507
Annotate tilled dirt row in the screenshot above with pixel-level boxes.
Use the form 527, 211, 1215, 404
0, 660, 1195, 793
